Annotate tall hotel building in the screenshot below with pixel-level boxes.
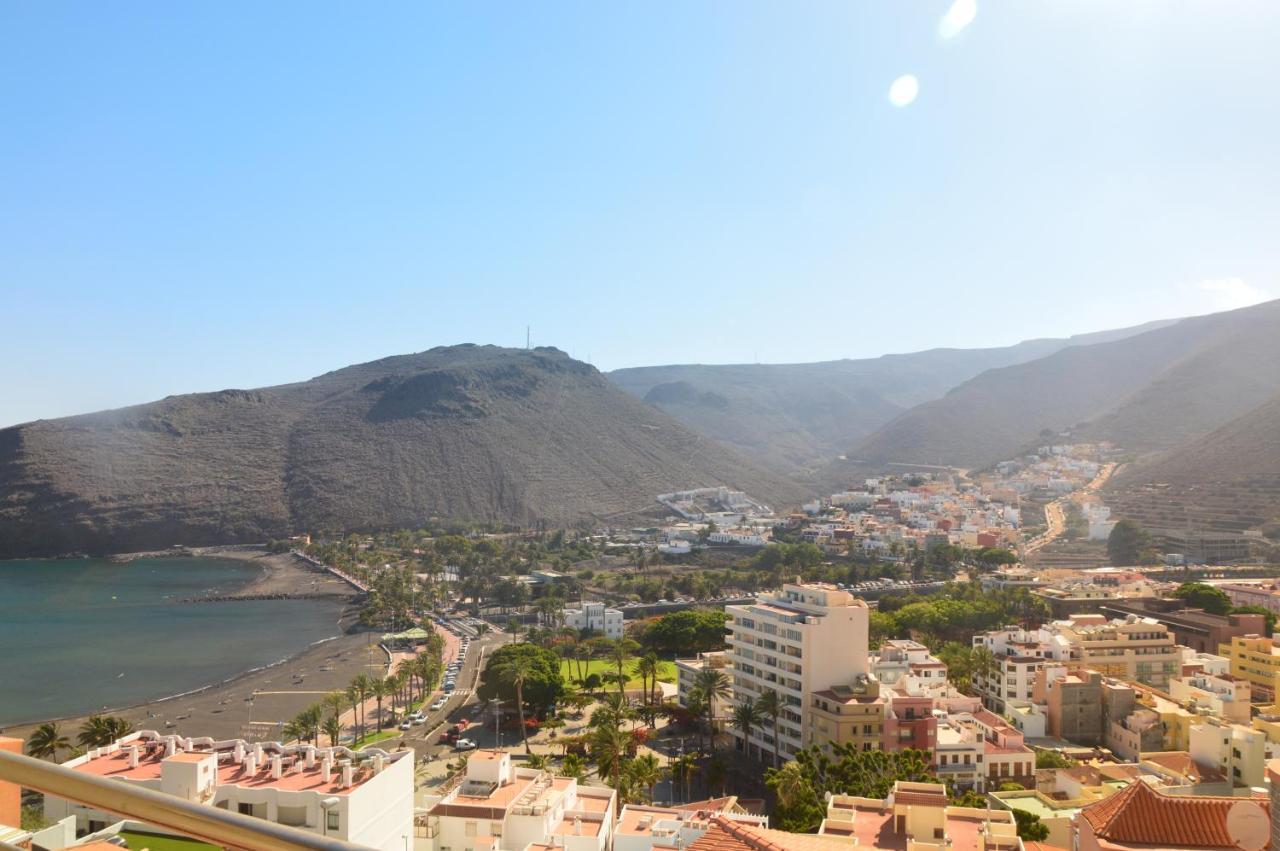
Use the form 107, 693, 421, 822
725, 583, 870, 763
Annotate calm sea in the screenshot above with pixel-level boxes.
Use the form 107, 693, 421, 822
0, 557, 346, 726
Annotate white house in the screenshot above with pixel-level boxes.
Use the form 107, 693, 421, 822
563, 602, 624, 639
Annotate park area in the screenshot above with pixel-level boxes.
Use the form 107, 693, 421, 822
559, 658, 677, 690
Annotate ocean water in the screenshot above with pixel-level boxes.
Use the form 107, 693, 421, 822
0, 557, 346, 726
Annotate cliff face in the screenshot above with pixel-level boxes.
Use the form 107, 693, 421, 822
0, 345, 807, 557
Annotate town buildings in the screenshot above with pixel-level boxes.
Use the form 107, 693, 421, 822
819, 782, 1023, 851
46, 731, 414, 851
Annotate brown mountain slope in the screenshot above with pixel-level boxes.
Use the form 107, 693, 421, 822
838, 300, 1280, 474
1106, 392, 1280, 535
607, 318, 1176, 471
0, 345, 807, 558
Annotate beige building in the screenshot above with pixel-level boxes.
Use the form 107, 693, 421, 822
808, 675, 885, 756
726, 583, 869, 763
1054, 614, 1180, 689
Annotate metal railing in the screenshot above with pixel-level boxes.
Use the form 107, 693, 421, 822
0, 749, 373, 851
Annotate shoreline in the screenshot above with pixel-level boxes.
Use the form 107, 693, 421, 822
2, 548, 384, 744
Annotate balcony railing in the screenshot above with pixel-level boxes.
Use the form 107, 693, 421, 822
0, 749, 372, 851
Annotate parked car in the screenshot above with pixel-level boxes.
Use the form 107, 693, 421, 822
454, 738, 477, 751
430, 698, 446, 711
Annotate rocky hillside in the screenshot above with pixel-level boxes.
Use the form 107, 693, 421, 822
1106, 392, 1280, 536
837, 300, 1280, 474
0, 346, 807, 558
608, 319, 1175, 471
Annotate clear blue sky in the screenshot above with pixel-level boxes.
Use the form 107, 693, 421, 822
3, 1, 1278, 426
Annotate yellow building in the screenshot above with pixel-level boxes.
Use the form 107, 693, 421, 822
807, 676, 885, 755
1218, 634, 1280, 702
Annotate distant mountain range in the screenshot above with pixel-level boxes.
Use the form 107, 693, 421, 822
607, 319, 1176, 471
0, 346, 804, 558
829, 299, 1280, 475
4, 301, 1278, 556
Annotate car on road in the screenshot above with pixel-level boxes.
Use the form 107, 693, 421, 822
399, 720, 414, 730
443, 681, 456, 692
454, 738, 477, 751
430, 698, 447, 711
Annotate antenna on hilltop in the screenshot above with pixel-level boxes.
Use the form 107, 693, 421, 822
526, 326, 531, 350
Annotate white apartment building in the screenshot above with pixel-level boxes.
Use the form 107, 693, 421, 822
416, 750, 615, 851
563, 602, 624, 639
872, 639, 952, 699
47, 731, 413, 851
971, 628, 1062, 713
707, 530, 770, 547
726, 583, 870, 763
675, 651, 733, 718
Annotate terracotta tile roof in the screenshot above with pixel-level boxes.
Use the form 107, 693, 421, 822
1078, 778, 1269, 849
687, 816, 850, 851
1142, 751, 1227, 784
672, 796, 738, 813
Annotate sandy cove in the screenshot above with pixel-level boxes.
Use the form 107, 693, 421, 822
2, 547, 389, 745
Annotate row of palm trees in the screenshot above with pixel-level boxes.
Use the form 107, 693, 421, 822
25, 715, 135, 762
285, 645, 445, 746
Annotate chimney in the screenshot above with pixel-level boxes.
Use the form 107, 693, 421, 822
253, 743, 264, 763
271, 755, 283, 780
574, 817, 582, 836
340, 763, 354, 789
128, 746, 140, 768
322, 758, 334, 784
164, 738, 177, 757
233, 742, 245, 763
183, 738, 193, 752
373, 754, 385, 774
245, 754, 258, 774
305, 746, 316, 769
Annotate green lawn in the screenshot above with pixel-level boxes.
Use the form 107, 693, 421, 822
351, 728, 402, 748
118, 831, 219, 851
559, 658, 676, 689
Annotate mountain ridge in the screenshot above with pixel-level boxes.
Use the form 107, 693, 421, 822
0, 345, 808, 558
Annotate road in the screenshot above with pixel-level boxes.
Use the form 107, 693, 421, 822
1023, 462, 1117, 554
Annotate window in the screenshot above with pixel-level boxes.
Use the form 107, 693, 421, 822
327, 811, 340, 832
238, 803, 254, 816
465, 822, 478, 837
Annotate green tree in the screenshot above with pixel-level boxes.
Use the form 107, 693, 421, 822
1034, 749, 1076, 769
765, 745, 935, 832
1173, 582, 1232, 616
639, 609, 730, 656
26, 723, 71, 761
755, 689, 782, 768
1012, 809, 1050, 841
1107, 519, 1153, 565
730, 699, 762, 759
323, 714, 343, 747
477, 643, 565, 712
1230, 605, 1277, 635
498, 652, 538, 754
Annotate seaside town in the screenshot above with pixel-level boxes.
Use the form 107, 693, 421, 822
7, 2, 1280, 850
6, 437, 1280, 851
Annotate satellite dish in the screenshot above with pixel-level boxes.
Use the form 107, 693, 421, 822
1225, 800, 1268, 851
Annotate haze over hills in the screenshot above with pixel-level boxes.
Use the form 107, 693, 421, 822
1106, 391, 1280, 536
830, 299, 1280, 479
607, 319, 1177, 470
0, 345, 807, 559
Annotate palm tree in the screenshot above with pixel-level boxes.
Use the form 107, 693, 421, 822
635, 653, 660, 705
692, 668, 731, 749
283, 718, 309, 744
755, 689, 782, 768
371, 678, 391, 731
623, 753, 662, 803
298, 705, 323, 743
609, 638, 640, 697
498, 653, 538, 754
27, 723, 70, 761
969, 645, 998, 705
323, 715, 343, 747
767, 760, 812, 810
323, 692, 347, 726
589, 725, 630, 786
77, 716, 113, 749
104, 716, 134, 742
730, 699, 762, 759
